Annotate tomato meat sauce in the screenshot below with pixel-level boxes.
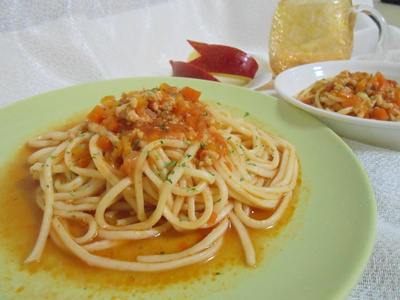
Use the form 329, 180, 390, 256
87, 83, 228, 175
297, 70, 400, 121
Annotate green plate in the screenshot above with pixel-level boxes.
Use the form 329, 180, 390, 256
0, 77, 376, 300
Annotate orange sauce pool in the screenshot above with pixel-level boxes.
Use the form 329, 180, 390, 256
0, 119, 301, 299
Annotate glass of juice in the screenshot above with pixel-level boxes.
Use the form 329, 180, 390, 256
269, 0, 389, 76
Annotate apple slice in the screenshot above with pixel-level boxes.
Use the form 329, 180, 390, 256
170, 60, 220, 82
187, 40, 259, 79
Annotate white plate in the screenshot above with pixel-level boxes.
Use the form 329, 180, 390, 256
242, 53, 273, 89
275, 60, 400, 151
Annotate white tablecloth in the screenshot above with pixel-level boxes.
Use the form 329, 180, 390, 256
0, 0, 399, 299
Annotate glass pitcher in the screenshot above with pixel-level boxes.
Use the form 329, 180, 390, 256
269, 0, 390, 76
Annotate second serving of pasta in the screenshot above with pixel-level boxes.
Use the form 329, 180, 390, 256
296, 70, 400, 121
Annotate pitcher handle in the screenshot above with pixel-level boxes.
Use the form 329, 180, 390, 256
352, 5, 390, 60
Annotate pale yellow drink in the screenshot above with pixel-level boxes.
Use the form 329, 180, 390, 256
269, 0, 356, 76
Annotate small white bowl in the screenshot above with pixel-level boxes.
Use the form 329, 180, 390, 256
275, 60, 400, 151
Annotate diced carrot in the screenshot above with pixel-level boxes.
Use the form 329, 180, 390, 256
356, 78, 367, 93
336, 86, 353, 99
181, 86, 201, 102
173, 100, 191, 115
375, 72, 390, 91
97, 135, 114, 153
100, 95, 118, 106
159, 83, 171, 91
332, 102, 343, 111
136, 96, 148, 107
174, 94, 184, 105
121, 136, 132, 154
101, 95, 116, 101
87, 105, 106, 123
211, 132, 229, 156
224, 161, 232, 171
203, 142, 217, 153
342, 95, 361, 108
371, 108, 389, 121
185, 114, 198, 130
146, 128, 164, 141
71, 143, 88, 158
102, 115, 119, 132
160, 90, 169, 103
75, 155, 92, 168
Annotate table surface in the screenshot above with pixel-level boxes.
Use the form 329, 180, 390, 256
0, 1, 398, 299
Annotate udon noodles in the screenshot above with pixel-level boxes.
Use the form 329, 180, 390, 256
24, 83, 298, 272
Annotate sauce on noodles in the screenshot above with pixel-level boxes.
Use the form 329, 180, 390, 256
0, 139, 299, 297
296, 70, 400, 121
87, 84, 228, 169
20, 83, 300, 276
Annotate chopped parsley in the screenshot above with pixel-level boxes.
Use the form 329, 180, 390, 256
133, 140, 140, 150
164, 161, 177, 168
